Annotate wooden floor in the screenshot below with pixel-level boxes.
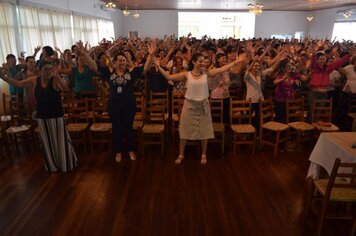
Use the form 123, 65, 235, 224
0, 140, 351, 236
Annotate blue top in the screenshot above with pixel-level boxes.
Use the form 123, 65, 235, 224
9, 65, 24, 94
72, 65, 95, 93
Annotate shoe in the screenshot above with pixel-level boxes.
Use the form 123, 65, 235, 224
200, 154, 207, 165
175, 154, 184, 165
115, 153, 122, 163
129, 152, 136, 161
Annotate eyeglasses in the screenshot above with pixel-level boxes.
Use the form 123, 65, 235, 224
43, 66, 53, 71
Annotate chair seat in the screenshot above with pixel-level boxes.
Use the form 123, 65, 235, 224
90, 123, 112, 132
67, 123, 88, 132
213, 123, 224, 132
288, 121, 315, 131
133, 121, 143, 130
314, 179, 356, 201
262, 121, 289, 131
172, 114, 179, 122
6, 125, 31, 134
142, 124, 164, 133
312, 121, 339, 132
231, 124, 256, 133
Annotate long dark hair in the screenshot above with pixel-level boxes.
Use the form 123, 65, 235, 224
187, 52, 203, 71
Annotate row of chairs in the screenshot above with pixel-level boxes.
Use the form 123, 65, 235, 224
0, 90, 342, 156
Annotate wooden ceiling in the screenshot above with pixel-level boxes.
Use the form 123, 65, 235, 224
103, 0, 356, 11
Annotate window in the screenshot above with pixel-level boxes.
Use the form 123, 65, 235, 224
178, 12, 255, 39
0, 2, 18, 63
332, 21, 356, 41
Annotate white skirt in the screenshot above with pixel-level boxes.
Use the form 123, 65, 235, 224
179, 99, 214, 140
38, 117, 78, 172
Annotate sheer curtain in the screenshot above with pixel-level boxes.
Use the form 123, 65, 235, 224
0, 2, 18, 64
98, 19, 115, 41
19, 5, 72, 55
51, 11, 73, 50
73, 15, 99, 46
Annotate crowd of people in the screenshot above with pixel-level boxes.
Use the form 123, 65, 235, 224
1, 35, 356, 172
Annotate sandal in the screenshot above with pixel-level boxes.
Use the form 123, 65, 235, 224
175, 154, 184, 165
200, 154, 207, 165
129, 152, 136, 161
115, 153, 122, 163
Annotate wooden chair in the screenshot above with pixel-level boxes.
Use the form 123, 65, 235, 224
230, 99, 256, 155
66, 98, 89, 152
309, 158, 356, 236
209, 98, 225, 154
133, 93, 145, 152
150, 91, 169, 136
311, 98, 339, 132
141, 98, 165, 155
89, 99, 112, 151
259, 98, 289, 155
5, 95, 35, 153
286, 98, 315, 148
171, 92, 184, 141
347, 93, 356, 131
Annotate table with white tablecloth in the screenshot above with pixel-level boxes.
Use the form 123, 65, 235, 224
307, 132, 356, 179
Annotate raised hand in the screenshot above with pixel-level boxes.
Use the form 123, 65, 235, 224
154, 57, 161, 67
34, 46, 41, 54
148, 41, 157, 55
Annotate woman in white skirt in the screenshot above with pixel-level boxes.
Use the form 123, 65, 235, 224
1, 61, 78, 172
155, 52, 245, 165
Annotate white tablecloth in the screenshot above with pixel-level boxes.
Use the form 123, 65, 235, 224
307, 132, 356, 179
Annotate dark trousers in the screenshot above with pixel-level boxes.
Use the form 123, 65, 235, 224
109, 103, 136, 153
274, 101, 285, 123
223, 97, 230, 125
251, 102, 260, 130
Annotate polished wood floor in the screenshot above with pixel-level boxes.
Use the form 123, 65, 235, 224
0, 140, 351, 236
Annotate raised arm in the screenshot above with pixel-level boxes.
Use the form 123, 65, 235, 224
77, 41, 98, 73
207, 53, 246, 77
143, 42, 157, 75
0, 69, 36, 88
154, 58, 186, 81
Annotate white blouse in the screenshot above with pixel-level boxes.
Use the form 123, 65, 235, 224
184, 72, 209, 101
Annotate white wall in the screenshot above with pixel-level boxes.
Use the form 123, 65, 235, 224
308, 5, 356, 39
121, 10, 178, 38
255, 11, 309, 39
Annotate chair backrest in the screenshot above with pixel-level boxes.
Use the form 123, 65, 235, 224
3, 93, 18, 115
135, 94, 145, 122
259, 98, 274, 125
323, 158, 356, 201
68, 98, 89, 123
8, 94, 32, 125
92, 99, 109, 123
210, 98, 224, 123
286, 98, 305, 123
146, 99, 165, 124
150, 91, 169, 114
172, 92, 184, 119
230, 98, 252, 125
311, 98, 332, 123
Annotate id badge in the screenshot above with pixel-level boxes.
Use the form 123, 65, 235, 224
117, 87, 122, 93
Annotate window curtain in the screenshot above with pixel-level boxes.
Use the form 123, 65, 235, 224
73, 15, 99, 46
0, 2, 18, 64
98, 19, 115, 42
19, 5, 72, 55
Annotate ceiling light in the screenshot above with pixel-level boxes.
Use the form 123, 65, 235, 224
307, 14, 314, 22
343, 10, 352, 18
248, 3, 263, 15
105, 1, 116, 9
123, 6, 130, 16
133, 10, 140, 19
